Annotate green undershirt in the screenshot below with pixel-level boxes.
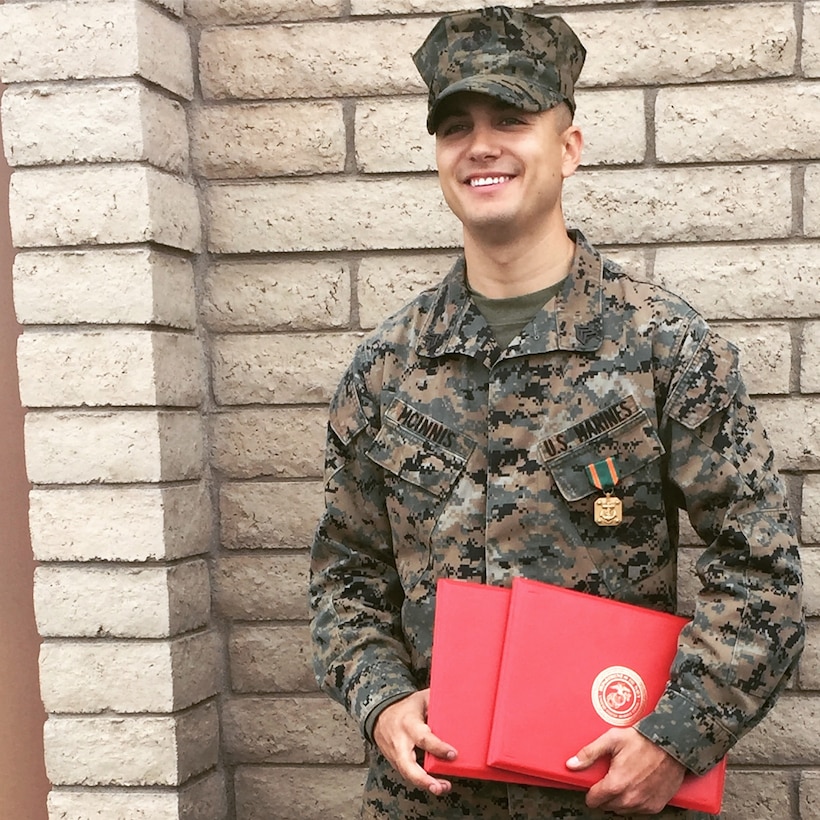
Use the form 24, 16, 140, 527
469, 279, 565, 348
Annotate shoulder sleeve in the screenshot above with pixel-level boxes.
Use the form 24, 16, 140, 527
309, 358, 418, 738
662, 320, 741, 429
637, 317, 805, 774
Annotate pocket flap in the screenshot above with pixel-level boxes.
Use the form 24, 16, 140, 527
367, 398, 475, 499
539, 396, 665, 502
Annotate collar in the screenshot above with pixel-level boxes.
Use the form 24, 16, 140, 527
416, 229, 604, 364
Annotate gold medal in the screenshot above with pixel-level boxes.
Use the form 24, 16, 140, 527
586, 457, 623, 527
594, 493, 623, 526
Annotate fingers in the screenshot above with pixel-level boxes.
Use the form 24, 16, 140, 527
566, 729, 617, 771
373, 690, 457, 796
574, 728, 686, 815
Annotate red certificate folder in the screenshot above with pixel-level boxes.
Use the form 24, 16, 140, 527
424, 579, 567, 787
487, 577, 726, 814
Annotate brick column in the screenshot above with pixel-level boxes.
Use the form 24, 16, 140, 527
0, 1, 226, 817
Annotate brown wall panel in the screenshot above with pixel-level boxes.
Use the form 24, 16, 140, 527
0, 65, 50, 819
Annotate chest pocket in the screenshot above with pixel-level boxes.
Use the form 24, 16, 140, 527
539, 395, 665, 502
368, 398, 475, 496
366, 398, 475, 590
538, 395, 671, 598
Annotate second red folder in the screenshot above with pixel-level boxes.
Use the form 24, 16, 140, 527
487, 577, 726, 814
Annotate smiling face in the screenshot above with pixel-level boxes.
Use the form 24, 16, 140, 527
434, 92, 582, 249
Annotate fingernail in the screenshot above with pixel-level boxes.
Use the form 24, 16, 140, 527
566, 756, 581, 768
446, 750, 456, 760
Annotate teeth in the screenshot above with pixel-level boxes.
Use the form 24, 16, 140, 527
469, 176, 510, 187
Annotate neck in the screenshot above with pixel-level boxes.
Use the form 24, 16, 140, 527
463, 222, 576, 299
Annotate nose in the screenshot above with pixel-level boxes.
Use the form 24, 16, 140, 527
466, 123, 501, 161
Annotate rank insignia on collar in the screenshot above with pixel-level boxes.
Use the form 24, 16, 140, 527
575, 317, 602, 346
585, 456, 623, 527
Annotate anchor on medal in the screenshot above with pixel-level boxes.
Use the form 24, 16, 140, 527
585, 456, 623, 527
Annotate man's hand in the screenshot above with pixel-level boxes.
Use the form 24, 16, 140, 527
566, 727, 686, 815
373, 689, 457, 797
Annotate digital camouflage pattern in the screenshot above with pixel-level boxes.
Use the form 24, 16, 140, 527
413, 6, 586, 133
309, 231, 805, 819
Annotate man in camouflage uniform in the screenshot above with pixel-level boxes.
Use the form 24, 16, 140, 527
309, 7, 805, 818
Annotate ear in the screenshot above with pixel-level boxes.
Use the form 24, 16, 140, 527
561, 125, 584, 179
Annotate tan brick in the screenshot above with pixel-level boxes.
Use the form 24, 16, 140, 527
801, 770, 820, 820
720, 769, 795, 820
732, 698, 819, 764
10, 166, 201, 251
12, 248, 196, 328
354, 90, 644, 174
807, 165, 820, 237
712, 322, 791, 395
220, 480, 323, 550
187, 0, 341, 24
229, 624, 316, 693
29, 484, 212, 562
25, 410, 203, 484
567, 5, 795, 88
756, 397, 820, 472
803, 322, 820, 393
0, 0, 193, 98
18, 330, 203, 408
222, 697, 362, 764
1, 82, 188, 172
802, 547, 820, 617
202, 259, 351, 332
208, 166, 790, 254
351, 0, 528, 12
799, 620, 820, 690
357, 252, 455, 329
804, 476, 820, 544
44, 703, 218, 787
214, 553, 309, 621
47, 790, 185, 820
575, 90, 646, 166
193, 102, 345, 178
351, 0, 662, 10
805, 2, 820, 77
653, 244, 820, 320
657, 82, 820, 163
197, 6, 794, 94
564, 166, 792, 245
39, 631, 220, 713
48, 771, 228, 820
199, 19, 429, 101
235, 766, 364, 820
212, 333, 362, 406
207, 177, 457, 253
209, 408, 325, 480
355, 98, 432, 174
34, 561, 210, 639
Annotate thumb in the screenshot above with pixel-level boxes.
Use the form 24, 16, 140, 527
566, 731, 617, 770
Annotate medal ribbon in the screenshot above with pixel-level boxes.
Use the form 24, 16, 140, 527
585, 457, 619, 493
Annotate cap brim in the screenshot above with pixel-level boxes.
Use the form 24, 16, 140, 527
427, 75, 565, 133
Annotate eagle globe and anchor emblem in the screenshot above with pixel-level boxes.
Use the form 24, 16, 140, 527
591, 666, 648, 726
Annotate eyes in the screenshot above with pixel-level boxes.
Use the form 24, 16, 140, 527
436, 112, 530, 138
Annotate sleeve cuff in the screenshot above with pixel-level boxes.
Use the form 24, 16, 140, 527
636, 688, 736, 775
362, 689, 418, 743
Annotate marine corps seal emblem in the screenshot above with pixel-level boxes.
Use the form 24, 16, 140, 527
591, 666, 648, 727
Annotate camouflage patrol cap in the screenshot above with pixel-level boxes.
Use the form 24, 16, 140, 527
413, 6, 586, 134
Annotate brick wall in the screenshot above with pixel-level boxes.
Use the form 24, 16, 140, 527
1, 0, 819, 818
